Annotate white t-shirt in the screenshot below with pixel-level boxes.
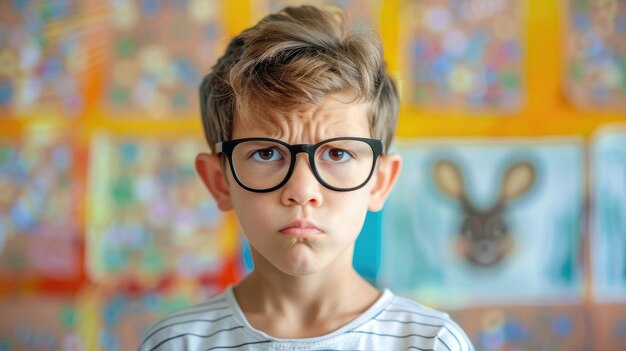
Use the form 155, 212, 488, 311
139, 287, 474, 351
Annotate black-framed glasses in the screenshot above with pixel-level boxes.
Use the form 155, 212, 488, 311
215, 137, 384, 192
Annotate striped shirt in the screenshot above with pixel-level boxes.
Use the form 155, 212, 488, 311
139, 287, 474, 351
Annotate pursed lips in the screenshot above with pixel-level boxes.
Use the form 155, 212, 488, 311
279, 221, 323, 238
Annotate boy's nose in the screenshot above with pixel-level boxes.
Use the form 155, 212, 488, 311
280, 154, 323, 207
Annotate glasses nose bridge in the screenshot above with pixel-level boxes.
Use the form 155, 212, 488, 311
287, 144, 319, 177
290, 144, 317, 160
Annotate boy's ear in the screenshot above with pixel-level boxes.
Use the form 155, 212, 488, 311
368, 154, 402, 212
195, 153, 233, 211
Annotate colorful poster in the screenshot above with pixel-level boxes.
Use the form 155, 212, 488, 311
0, 1, 98, 118
102, 0, 227, 118
0, 295, 85, 351
87, 133, 239, 289
591, 126, 626, 302
451, 305, 587, 351
78, 285, 205, 351
379, 138, 584, 306
562, 0, 626, 110
0, 131, 84, 288
400, 0, 525, 112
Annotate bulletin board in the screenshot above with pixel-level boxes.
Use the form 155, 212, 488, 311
1, 1, 625, 350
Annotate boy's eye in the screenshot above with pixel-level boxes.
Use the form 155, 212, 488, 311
321, 148, 352, 162
251, 148, 282, 162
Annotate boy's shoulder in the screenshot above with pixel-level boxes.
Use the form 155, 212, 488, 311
373, 291, 474, 351
138, 288, 249, 351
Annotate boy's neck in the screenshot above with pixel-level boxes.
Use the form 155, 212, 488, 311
232, 255, 381, 338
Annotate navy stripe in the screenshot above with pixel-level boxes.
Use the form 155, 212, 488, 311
349, 330, 436, 339
408, 347, 435, 351
142, 315, 234, 344
205, 340, 272, 350
373, 317, 462, 351
147, 326, 245, 351
445, 318, 474, 350
349, 330, 449, 351
437, 338, 452, 351
382, 308, 467, 350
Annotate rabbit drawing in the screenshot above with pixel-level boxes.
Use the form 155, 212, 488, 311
433, 159, 536, 266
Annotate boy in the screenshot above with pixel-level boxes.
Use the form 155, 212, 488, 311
140, 5, 473, 351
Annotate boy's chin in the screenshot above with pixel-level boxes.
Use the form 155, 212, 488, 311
272, 249, 334, 277
253, 241, 352, 277
277, 254, 326, 276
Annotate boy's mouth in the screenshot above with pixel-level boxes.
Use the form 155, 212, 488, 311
279, 221, 323, 238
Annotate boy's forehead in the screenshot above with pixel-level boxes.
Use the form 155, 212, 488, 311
233, 95, 372, 139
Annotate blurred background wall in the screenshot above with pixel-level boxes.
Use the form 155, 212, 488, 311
1, 0, 625, 350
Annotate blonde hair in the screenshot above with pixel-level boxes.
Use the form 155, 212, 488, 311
199, 5, 398, 152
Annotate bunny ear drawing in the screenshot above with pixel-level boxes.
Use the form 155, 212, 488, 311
433, 160, 467, 201
498, 161, 536, 205
432, 157, 537, 267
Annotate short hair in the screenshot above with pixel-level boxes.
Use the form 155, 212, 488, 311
199, 5, 398, 153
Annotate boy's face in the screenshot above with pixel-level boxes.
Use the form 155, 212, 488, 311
196, 92, 401, 278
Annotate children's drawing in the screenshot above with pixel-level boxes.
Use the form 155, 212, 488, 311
451, 305, 588, 350
378, 139, 584, 306
0, 1, 98, 118
0, 134, 83, 284
592, 127, 626, 302
0, 296, 84, 351
102, 1, 226, 118
80, 285, 204, 351
433, 159, 535, 267
87, 134, 239, 289
400, 0, 526, 112
562, 0, 626, 109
